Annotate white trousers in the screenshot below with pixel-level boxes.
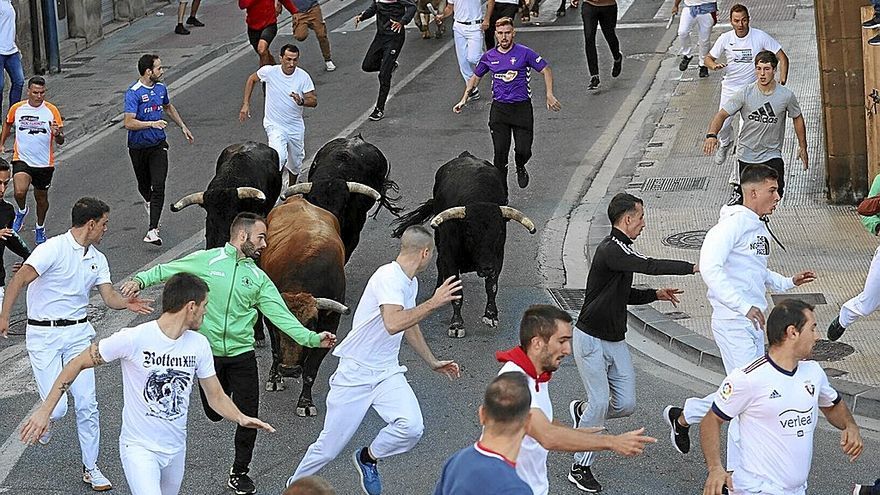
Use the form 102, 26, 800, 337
453, 22, 483, 82
840, 245, 880, 328
266, 124, 305, 175
683, 317, 764, 472
25, 322, 101, 470
120, 442, 186, 495
677, 9, 712, 63
290, 360, 425, 481
718, 83, 744, 147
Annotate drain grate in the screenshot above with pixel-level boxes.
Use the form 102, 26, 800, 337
642, 177, 709, 192
548, 288, 585, 312
810, 340, 854, 362
662, 230, 707, 250
770, 293, 827, 306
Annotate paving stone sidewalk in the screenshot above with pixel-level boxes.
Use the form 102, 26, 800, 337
586, 1, 880, 417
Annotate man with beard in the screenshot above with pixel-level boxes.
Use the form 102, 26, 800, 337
124, 54, 194, 247
495, 304, 656, 495
121, 212, 336, 495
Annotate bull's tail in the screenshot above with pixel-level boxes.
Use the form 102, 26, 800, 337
371, 164, 404, 219
391, 199, 435, 238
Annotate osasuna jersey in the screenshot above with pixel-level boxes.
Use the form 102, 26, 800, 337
711, 355, 840, 493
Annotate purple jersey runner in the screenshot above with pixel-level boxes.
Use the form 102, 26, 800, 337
474, 43, 548, 104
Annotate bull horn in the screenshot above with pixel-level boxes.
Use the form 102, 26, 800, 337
170, 192, 205, 212
237, 187, 266, 201
430, 207, 467, 228
315, 297, 350, 315
346, 182, 381, 201
282, 182, 313, 199
500, 206, 537, 234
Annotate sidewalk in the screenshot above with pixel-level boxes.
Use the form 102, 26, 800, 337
581, 1, 880, 418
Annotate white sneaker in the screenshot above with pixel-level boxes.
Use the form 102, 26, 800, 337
713, 142, 731, 165
143, 228, 162, 246
325, 60, 337, 71
83, 465, 113, 492
37, 421, 53, 445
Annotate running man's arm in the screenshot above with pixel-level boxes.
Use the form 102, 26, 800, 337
539, 66, 561, 111
481, 0, 494, 30
404, 324, 460, 378
20, 342, 109, 444
379, 276, 462, 334
527, 408, 655, 454
699, 226, 753, 318
793, 115, 808, 169
199, 375, 276, 432
256, 280, 333, 348
0, 263, 38, 337
0, 119, 11, 152
163, 103, 193, 143
96, 283, 154, 314
240, 72, 260, 122
821, 400, 863, 462
301, 90, 317, 108
121, 250, 208, 296
700, 411, 733, 495
702, 109, 730, 154
776, 48, 789, 85
671, 0, 680, 14
453, 74, 482, 113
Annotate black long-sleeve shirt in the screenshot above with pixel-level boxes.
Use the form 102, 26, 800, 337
0, 201, 30, 286
360, 0, 416, 36
575, 228, 693, 342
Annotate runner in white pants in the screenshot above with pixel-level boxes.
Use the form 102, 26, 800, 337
240, 43, 317, 189
0, 197, 153, 492
827, 244, 880, 342
287, 225, 463, 495
438, 0, 484, 100
20, 273, 274, 495
704, 3, 787, 167
661, 165, 815, 473
673, 0, 716, 78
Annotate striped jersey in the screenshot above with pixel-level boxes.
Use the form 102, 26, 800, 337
6, 100, 62, 167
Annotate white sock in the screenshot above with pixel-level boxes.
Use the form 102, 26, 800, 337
36, 223, 44, 230
16, 205, 26, 214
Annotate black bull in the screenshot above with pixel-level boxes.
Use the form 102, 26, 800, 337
392, 152, 536, 337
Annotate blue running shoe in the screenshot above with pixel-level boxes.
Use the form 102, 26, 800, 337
12, 206, 27, 232
35, 227, 46, 245
352, 449, 382, 495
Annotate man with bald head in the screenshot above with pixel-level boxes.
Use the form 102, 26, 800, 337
288, 225, 463, 495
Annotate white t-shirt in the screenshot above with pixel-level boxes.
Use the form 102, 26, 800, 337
6, 101, 63, 167
499, 361, 553, 495
0, 0, 18, 55
25, 231, 111, 320
256, 65, 314, 131
712, 356, 838, 493
709, 28, 782, 89
100, 321, 215, 455
449, 0, 483, 22
333, 261, 418, 369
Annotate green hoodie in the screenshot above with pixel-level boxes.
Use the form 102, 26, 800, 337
134, 243, 320, 357
862, 174, 880, 236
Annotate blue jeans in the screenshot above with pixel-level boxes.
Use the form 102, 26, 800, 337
0, 52, 24, 116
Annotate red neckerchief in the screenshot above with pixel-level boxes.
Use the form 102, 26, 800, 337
475, 442, 516, 468
495, 346, 552, 391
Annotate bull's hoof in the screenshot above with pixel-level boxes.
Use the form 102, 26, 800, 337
265, 377, 285, 391
295, 405, 319, 417
481, 316, 499, 328
254, 338, 266, 348
280, 364, 302, 378
447, 327, 466, 338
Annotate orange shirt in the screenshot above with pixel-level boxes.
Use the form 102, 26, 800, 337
6, 100, 63, 167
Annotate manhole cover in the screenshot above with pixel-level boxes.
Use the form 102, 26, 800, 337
547, 288, 585, 312
769, 293, 827, 306
643, 177, 709, 192
810, 340, 854, 362
662, 230, 707, 250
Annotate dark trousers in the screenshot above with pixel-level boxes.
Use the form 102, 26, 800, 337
489, 100, 534, 171
485, 3, 520, 49
128, 141, 169, 230
730, 157, 786, 205
198, 351, 260, 474
582, 2, 620, 77
362, 32, 405, 111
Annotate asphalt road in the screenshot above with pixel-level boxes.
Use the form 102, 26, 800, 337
0, 0, 877, 493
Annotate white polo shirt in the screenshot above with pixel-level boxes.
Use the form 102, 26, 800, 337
25, 230, 111, 320
499, 360, 553, 495
333, 261, 418, 370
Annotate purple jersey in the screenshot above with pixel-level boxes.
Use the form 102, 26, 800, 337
474, 43, 548, 104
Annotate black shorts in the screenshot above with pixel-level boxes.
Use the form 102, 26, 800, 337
12, 160, 54, 190
248, 23, 278, 51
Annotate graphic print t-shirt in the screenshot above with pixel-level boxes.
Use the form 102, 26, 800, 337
6, 101, 63, 167
474, 43, 547, 104
709, 28, 781, 89
723, 83, 801, 163
99, 321, 215, 454
124, 81, 170, 149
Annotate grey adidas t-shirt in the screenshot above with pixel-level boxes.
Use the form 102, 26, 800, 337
722, 82, 801, 163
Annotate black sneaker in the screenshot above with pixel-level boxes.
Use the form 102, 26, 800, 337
864, 16, 880, 29
174, 23, 191, 35
369, 108, 385, 121
569, 399, 585, 427
699, 66, 709, 78
186, 16, 205, 26
612, 54, 622, 77
556, 6, 566, 16
853, 479, 880, 495
871, 33, 880, 46
228, 470, 256, 495
827, 316, 847, 341
663, 405, 690, 454
587, 75, 600, 91
516, 165, 529, 188
678, 55, 692, 72
568, 464, 602, 493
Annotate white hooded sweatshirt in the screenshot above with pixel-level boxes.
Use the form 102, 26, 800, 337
699, 204, 795, 320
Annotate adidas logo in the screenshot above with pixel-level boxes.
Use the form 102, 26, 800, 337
769, 389, 781, 399
748, 102, 779, 124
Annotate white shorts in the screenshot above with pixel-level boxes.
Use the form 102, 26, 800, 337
265, 124, 305, 175
120, 442, 187, 495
